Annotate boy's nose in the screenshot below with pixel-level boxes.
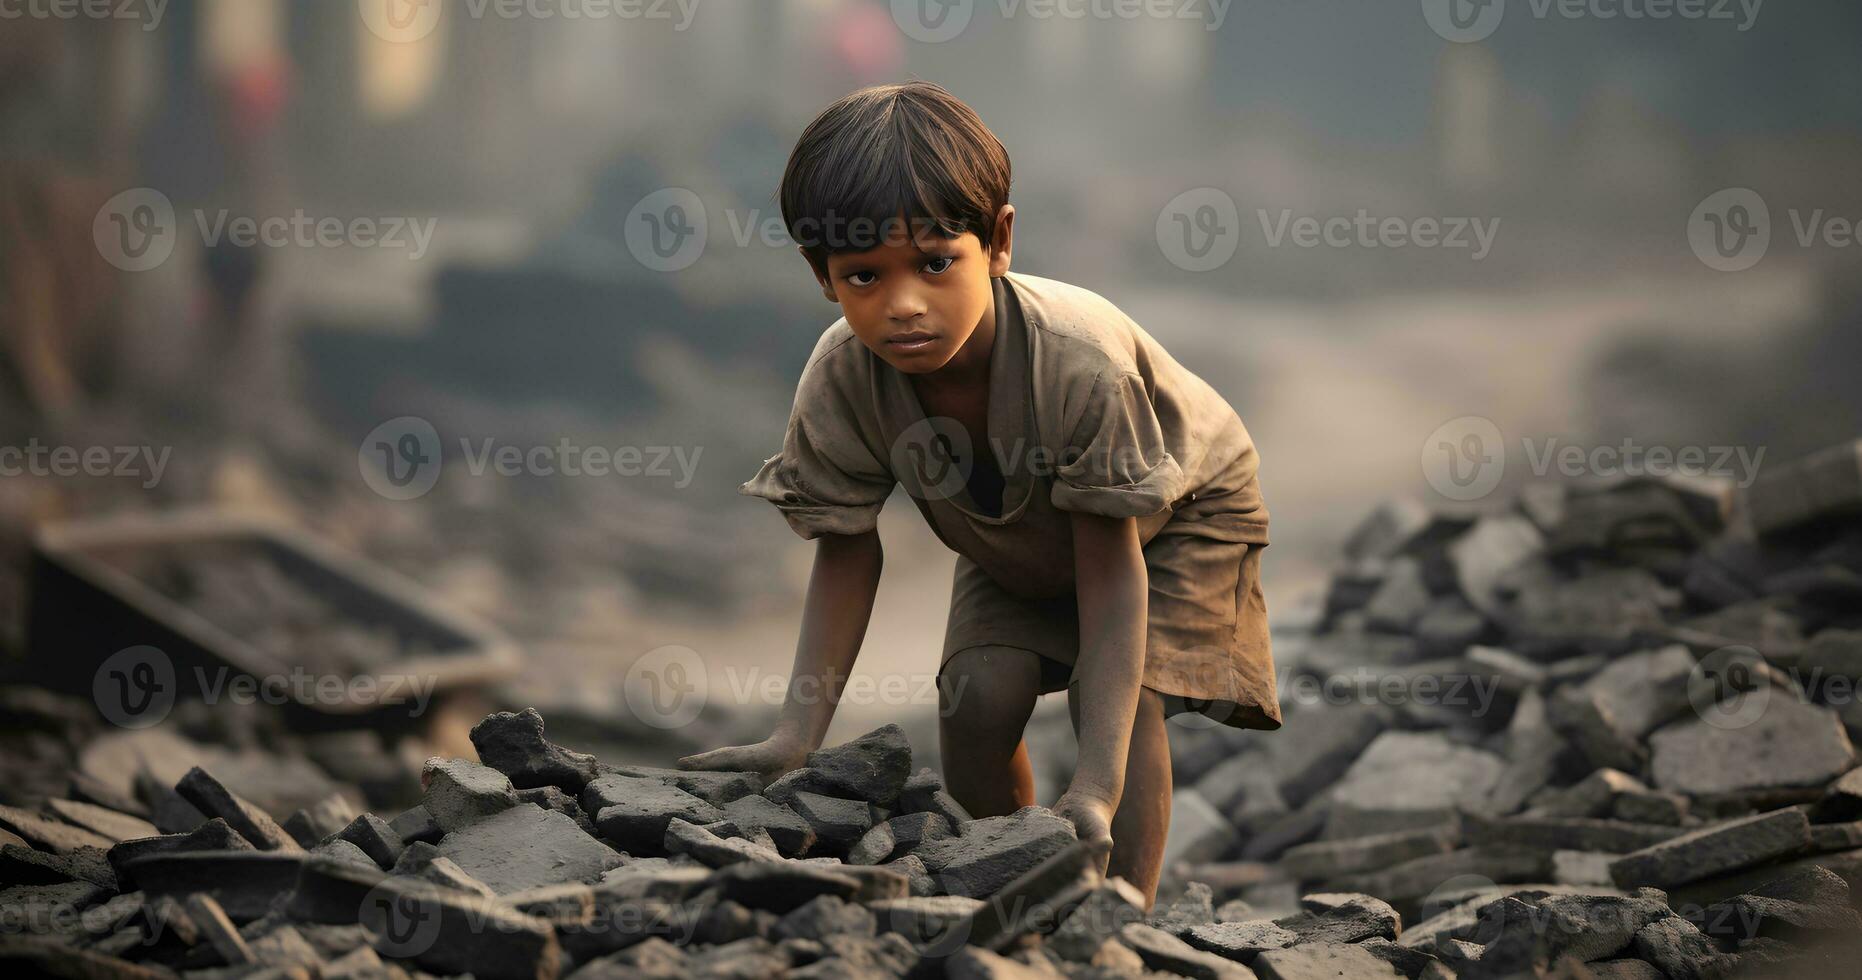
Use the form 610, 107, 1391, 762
885, 289, 929, 321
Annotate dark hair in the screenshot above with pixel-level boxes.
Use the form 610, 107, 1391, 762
779, 81, 1011, 272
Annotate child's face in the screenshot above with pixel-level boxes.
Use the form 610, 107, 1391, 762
808, 206, 1014, 375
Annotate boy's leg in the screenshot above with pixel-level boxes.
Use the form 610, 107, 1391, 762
938, 644, 1046, 818
1067, 682, 1172, 911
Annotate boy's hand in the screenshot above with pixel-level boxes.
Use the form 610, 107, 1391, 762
1052, 788, 1115, 876
677, 732, 812, 783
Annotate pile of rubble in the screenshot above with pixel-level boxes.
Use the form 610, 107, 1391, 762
1151, 440, 1862, 978
5, 440, 1862, 979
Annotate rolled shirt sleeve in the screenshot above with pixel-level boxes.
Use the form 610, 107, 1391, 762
1049, 368, 1189, 519
741, 356, 895, 540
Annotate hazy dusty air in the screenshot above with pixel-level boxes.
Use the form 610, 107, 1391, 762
2, 2, 1861, 977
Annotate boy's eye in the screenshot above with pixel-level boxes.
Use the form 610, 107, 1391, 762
924, 256, 955, 274
846, 270, 876, 286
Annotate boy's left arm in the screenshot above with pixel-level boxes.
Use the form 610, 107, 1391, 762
1055, 510, 1148, 872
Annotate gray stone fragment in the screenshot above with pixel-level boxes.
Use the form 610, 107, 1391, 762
1451, 515, 1545, 618
721, 794, 816, 857
1281, 825, 1458, 880
420, 757, 519, 833
847, 810, 953, 865
917, 805, 1077, 899
611, 764, 763, 808
1254, 942, 1402, 980
312, 837, 380, 870
588, 776, 722, 854
173, 767, 301, 852
1329, 732, 1506, 829
436, 802, 624, 893
773, 893, 876, 942
705, 859, 863, 912
335, 812, 403, 869
1181, 919, 1299, 963
870, 895, 986, 945
1610, 808, 1812, 889
469, 707, 601, 790
1649, 699, 1857, 797
1272, 892, 1399, 945
784, 791, 875, 856
663, 816, 783, 867
387, 804, 442, 845
1118, 922, 1258, 979
282, 794, 358, 848
1633, 915, 1736, 980
0, 843, 117, 889
896, 767, 974, 826
42, 798, 159, 844
185, 892, 255, 966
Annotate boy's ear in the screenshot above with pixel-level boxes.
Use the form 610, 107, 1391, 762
800, 246, 837, 303
988, 204, 1015, 277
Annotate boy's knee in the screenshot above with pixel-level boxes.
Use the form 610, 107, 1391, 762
939, 645, 1039, 722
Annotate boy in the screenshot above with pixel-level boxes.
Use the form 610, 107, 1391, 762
678, 81, 1279, 909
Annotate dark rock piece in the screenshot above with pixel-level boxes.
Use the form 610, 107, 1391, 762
174, 767, 300, 852
721, 794, 816, 858
1547, 687, 1648, 776
287, 857, 560, 980
1809, 765, 1862, 823
1648, 698, 1857, 797
435, 802, 624, 893
1632, 915, 1735, 980
1118, 922, 1257, 979
0, 843, 117, 889
870, 895, 987, 946
387, 804, 443, 845
313, 837, 381, 870
705, 860, 863, 913
517, 785, 601, 838
106, 818, 253, 888
43, 798, 159, 844
773, 894, 876, 942
1150, 880, 1217, 935
470, 707, 601, 791
799, 724, 914, 808
917, 805, 1077, 899
184, 892, 255, 966
848, 811, 954, 865
1182, 920, 1299, 963
282, 794, 358, 848
0, 803, 117, 853
588, 776, 722, 855
664, 817, 783, 867
610, 765, 762, 808
784, 791, 875, 856
1273, 892, 1399, 946
1254, 942, 1402, 980
124, 850, 306, 921
421, 758, 519, 833
1357, 936, 1437, 978
896, 767, 975, 826
1610, 808, 1812, 889
335, 813, 403, 869
1692, 865, 1862, 946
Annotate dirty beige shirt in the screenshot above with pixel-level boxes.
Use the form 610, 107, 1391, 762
742, 272, 1280, 730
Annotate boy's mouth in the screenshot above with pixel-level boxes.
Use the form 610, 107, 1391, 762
887, 331, 938, 352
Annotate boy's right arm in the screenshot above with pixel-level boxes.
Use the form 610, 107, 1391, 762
676, 528, 883, 781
